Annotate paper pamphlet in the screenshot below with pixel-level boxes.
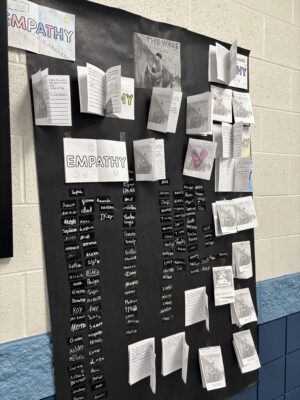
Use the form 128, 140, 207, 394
32, 68, 72, 126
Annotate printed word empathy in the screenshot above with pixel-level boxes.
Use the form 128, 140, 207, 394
7, 14, 74, 42
66, 155, 127, 169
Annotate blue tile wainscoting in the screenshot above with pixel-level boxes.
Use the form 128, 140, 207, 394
0, 272, 300, 400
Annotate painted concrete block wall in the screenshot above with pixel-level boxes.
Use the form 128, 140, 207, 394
0, 0, 299, 344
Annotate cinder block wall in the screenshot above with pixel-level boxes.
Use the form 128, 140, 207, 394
0, 0, 299, 344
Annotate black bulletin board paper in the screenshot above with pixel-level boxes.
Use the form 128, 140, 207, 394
27, 1, 257, 399
0, 0, 13, 259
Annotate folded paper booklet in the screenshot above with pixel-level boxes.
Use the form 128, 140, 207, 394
63, 138, 129, 183
213, 197, 257, 236
217, 40, 237, 85
208, 41, 249, 90
215, 157, 252, 193
231, 288, 257, 327
199, 346, 226, 391
161, 332, 189, 383
185, 287, 209, 330
186, 92, 213, 135
213, 122, 250, 158
78, 63, 126, 116
241, 127, 251, 158
213, 266, 235, 306
213, 121, 252, 192
232, 91, 255, 124
31, 68, 72, 126
248, 161, 254, 192
112, 77, 135, 120
128, 338, 156, 393
212, 202, 231, 237
233, 196, 258, 231
150, 349, 156, 394
233, 330, 261, 374
147, 88, 182, 133
133, 138, 166, 181
8, 0, 76, 61
232, 241, 253, 279
183, 139, 217, 180
212, 124, 223, 157
222, 122, 237, 158
216, 200, 237, 234
211, 86, 233, 123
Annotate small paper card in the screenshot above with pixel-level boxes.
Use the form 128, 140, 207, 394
183, 139, 217, 180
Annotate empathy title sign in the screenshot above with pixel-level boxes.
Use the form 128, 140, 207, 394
7, 0, 75, 61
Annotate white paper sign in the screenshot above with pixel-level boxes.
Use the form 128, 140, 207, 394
63, 138, 129, 183
8, 0, 75, 61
